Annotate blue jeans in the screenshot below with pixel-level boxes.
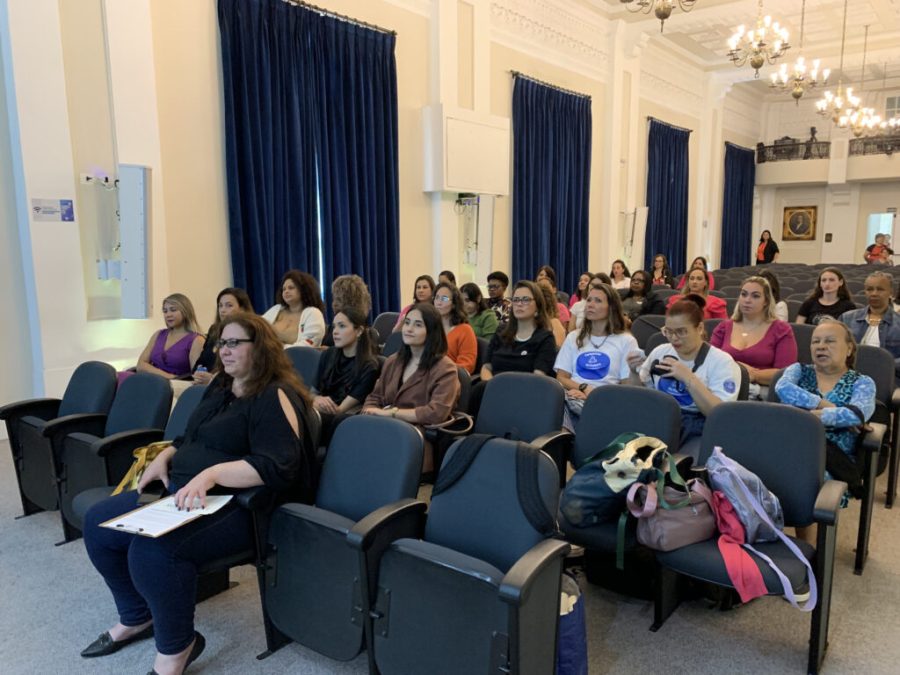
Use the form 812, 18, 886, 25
82, 490, 253, 654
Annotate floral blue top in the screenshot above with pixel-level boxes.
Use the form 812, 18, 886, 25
774, 363, 876, 455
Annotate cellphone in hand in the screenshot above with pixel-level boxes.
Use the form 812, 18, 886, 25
137, 490, 163, 506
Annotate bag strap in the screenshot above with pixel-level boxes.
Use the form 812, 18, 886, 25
515, 442, 558, 537
583, 431, 644, 466
432, 433, 493, 496
626, 482, 657, 518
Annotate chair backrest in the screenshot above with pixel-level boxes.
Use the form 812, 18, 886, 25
709, 289, 726, 298
766, 368, 785, 401
372, 312, 399, 346
790, 323, 815, 364
856, 345, 894, 404
724, 297, 737, 316
105, 373, 172, 436
631, 315, 666, 349
474, 337, 489, 373
426, 438, 559, 572
316, 416, 423, 522
703, 318, 723, 337
786, 299, 802, 322
382, 331, 404, 357
474, 372, 563, 441
456, 367, 471, 413
644, 331, 667, 354
164, 385, 207, 438
58, 361, 117, 417
698, 402, 824, 526
719, 285, 742, 296
285, 346, 323, 390
736, 363, 750, 401
572, 385, 682, 466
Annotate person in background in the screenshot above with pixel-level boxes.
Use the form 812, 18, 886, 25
569, 272, 594, 308
796, 267, 857, 325
841, 271, 900, 385
438, 270, 457, 286
865, 234, 891, 264
629, 296, 741, 459
619, 269, 653, 323
460, 282, 499, 340
757, 270, 788, 322
536, 264, 571, 311
610, 260, 631, 290
262, 270, 327, 348
570, 276, 604, 332
651, 253, 675, 288
755, 229, 780, 265
132, 294, 205, 382
320, 274, 373, 348
667, 269, 728, 319
486, 271, 511, 324
193, 288, 254, 384
676, 256, 716, 291
539, 284, 567, 347
710, 276, 797, 398
433, 282, 478, 374
537, 276, 571, 324
393, 274, 436, 331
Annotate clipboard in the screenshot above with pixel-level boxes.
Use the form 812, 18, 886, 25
100, 495, 234, 538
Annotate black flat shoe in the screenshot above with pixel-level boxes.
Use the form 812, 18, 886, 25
81, 624, 154, 658
145, 630, 205, 675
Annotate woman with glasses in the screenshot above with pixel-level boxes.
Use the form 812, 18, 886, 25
262, 270, 327, 347
433, 282, 478, 374
651, 253, 675, 288
82, 314, 316, 674
628, 296, 741, 458
460, 282, 499, 340
555, 283, 639, 428
392, 274, 436, 332
710, 276, 797, 398
485, 271, 511, 323
667, 268, 728, 319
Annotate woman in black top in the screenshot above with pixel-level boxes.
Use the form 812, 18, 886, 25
755, 229, 780, 265
797, 267, 857, 325
81, 314, 314, 675
620, 270, 654, 322
193, 287, 254, 383
313, 307, 380, 444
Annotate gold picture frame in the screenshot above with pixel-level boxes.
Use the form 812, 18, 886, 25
783, 206, 817, 241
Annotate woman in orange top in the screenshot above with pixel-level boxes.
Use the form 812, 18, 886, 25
756, 230, 780, 265
433, 282, 478, 373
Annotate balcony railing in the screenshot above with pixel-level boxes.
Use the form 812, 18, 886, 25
756, 140, 831, 164
849, 135, 900, 157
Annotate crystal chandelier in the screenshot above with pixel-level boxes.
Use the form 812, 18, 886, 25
727, 0, 790, 78
815, 0, 856, 123
837, 25, 879, 137
769, 0, 829, 104
620, 0, 697, 33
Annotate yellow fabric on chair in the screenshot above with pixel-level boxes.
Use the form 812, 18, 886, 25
111, 440, 174, 495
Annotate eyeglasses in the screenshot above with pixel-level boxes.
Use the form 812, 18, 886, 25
435, 294, 451, 303
661, 327, 691, 339
215, 338, 253, 349
487, 284, 502, 290
511, 296, 534, 304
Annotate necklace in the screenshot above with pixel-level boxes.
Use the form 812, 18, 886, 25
589, 334, 610, 349
739, 321, 766, 338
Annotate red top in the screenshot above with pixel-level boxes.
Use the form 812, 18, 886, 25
756, 241, 767, 262
666, 293, 728, 319
676, 271, 716, 291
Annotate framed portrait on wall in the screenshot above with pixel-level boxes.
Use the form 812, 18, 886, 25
783, 206, 817, 241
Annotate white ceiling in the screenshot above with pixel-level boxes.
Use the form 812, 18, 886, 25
585, 0, 900, 88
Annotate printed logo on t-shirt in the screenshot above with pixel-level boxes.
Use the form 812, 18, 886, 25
657, 376, 694, 406
575, 351, 611, 380
723, 379, 736, 394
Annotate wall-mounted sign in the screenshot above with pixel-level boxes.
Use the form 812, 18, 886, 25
31, 198, 74, 222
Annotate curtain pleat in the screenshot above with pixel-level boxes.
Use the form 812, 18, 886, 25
643, 119, 690, 276
720, 143, 756, 269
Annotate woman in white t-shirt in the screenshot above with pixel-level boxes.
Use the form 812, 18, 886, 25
627, 295, 741, 459
610, 259, 631, 290
555, 283, 639, 429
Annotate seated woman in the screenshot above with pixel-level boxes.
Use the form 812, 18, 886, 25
710, 276, 797, 398
81, 314, 315, 675
539, 284, 568, 347
629, 296, 741, 458
321, 274, 373, 348
841, 271, 900, 385
313, 306, 380, 445
460, 282, 499, 340
775, 319, 876, 517
193, 288, 254, 384
131, 294, 205, 382
536, 266, 571, 323
757, 269, 788, 322
796, 267, 856, 325
392, 274, 435, 331
676, 256, 716, 291
433, 282, 478, 374
262, 270, 327, 347
438, 270, 457, 286
610, 259, 631, 290
569, 276, 603, 332
555, 283, 639, 429
651, 253, 675, 288
667, 268, 728, 319
620, 269, 653, 323
363, 304, 460, 472
569, 272, 593, 308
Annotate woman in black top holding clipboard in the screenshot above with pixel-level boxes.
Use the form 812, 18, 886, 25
81, 313, 315, 675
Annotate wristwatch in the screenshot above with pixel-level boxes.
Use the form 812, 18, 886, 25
578, 383, 588, 393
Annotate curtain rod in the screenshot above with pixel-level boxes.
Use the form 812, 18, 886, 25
647, 116, 692, 134
283, 0, 396, 36
510, 71, 591, 99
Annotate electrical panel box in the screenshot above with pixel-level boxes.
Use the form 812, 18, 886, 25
118, 164, 150, 319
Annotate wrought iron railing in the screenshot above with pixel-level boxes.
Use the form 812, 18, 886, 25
756, 141, 831, 163
849, 135, 900, 157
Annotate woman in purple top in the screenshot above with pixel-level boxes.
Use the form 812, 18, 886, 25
135, 294, 205, 379
710, 276, 797, 397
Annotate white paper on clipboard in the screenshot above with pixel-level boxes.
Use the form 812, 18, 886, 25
100, 495, 234, 538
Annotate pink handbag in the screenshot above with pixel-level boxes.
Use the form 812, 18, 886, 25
626, 478, 716, 551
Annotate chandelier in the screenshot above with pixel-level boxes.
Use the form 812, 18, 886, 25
837, 25, 879, 137
769, 0, 828, 103
620, 0, 697, 33
815, 0, 857, 123
727, 0, 790, 78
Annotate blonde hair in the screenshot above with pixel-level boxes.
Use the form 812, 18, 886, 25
162, 293, 201, 333
730, 276, 777, 323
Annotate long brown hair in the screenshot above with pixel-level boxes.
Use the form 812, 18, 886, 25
575, 283, 627, 348
499, 280, 549, 345
807, 266, 851, 302
207, 287, 254, 345
215, 313, 310, 403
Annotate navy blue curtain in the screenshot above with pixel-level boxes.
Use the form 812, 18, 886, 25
720, 142, 756, 269
218, 0, 400, 316
643, 119, 690, 276
309, 17, 400, 317
512, 77, 591, 297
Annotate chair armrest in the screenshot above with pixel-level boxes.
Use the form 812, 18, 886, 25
860, 422, 887, 456
813, 479, 848, 526
91, 429, 165, 458
41, 414, 108, 443
529, 429, 573, 453
346, 498, 427, 552
892, 388, 900, 413
498, 538, 570, 607
0, 398, 61, 421
235, 486, 276, 512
